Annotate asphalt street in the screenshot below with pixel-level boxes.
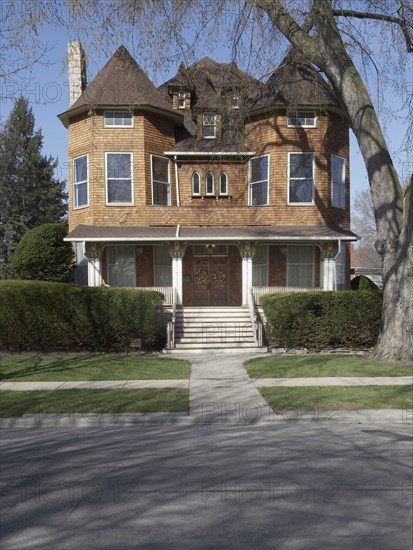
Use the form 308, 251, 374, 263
1, 420, 412, 549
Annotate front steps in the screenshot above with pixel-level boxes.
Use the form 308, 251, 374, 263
164, 307, 267, 354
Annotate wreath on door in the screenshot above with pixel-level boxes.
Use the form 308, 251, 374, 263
213, 269, 226, 283
195, 269, 209, 284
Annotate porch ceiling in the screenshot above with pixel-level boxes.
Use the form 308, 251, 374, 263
65, 224, 358, 242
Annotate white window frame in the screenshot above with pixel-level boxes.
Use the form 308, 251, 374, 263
248, 154, 270, 206
103, 111, 134, 127
151, 154, 171, 206
205, 171, 215, 195
73, 154, 89, 209
287, 111, 317, 128
105, 152, 134, 206
192, 171, 201, 195
219, 172, 228, 195
202, 112, 216, 138
331, 154, 346, 209
287, 152, 315, 205
286, 245, 315, 288
177, 90, 186, 109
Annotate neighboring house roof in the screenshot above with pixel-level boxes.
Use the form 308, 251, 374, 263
252, 48, 342, 112
65, 224, 358, 242
59, 46, 182, 127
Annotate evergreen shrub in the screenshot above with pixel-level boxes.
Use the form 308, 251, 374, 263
11, 223, 74, 283
0, 280, 165, 351
260, 291, 382, 349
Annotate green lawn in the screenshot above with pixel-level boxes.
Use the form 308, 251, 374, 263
259, 385, 413, 411
0, 388, 188, 417
245, 354, 413, 378
0, 354, 191, 381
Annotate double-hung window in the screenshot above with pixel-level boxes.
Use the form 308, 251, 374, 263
288, 152, 315, 204
287, 111, 316, 127
154, 246, 172, 286
202, 113, 216, 138
107, 245, 136, 287
104, 111, 133, 127
151, 155, 171, 205
287, 246, 315, 287
249, 155, 269, 205
252, 245, 269, 286
106, 153, 133, 205
332, 155, 346, 208
73, 154, 88, 208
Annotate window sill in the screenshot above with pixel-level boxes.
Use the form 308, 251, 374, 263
190, 195, 232, 201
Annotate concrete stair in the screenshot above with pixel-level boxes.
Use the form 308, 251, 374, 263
164, 307, 267, 353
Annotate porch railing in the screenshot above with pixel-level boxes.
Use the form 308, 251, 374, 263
166, 287, 177, 349
136, 286, 174, 306
252, 286, 322, 304
248, 288, 263, 347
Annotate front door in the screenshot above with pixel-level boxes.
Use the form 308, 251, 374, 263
193, 255, 228, 306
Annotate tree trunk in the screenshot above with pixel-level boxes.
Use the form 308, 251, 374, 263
258, 0, 413, 361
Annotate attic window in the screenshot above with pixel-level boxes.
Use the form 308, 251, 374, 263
231, 94, 240, 109
177, 90, 186, 109
287, 111, 316, 128
202, 113, 216, 138
104, 111, 133, 127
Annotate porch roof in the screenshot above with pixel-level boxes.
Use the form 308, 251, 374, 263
65, 224, 358, 242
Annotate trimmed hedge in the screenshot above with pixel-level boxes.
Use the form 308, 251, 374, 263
0, 280, 165, 352
260, 291, 382, 350
11, 223, 74, 283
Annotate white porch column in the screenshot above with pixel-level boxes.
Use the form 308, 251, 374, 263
84, 243, 103, 287
172, 257, 183, 305
168, 241, 186, 306
320, 242, 339, 291
88, 258, 102, 287
239, 242, 257, 306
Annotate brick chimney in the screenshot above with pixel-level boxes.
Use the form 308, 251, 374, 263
68, 41, 86, 106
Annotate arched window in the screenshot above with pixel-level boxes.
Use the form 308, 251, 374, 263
219, 172, 228, 195
205, 172, 214, 195
192, 172, 200, 195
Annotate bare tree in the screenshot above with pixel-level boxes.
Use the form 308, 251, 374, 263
352, 189, 382, 268
3, 0, 412, 361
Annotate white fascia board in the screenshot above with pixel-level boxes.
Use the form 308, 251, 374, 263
164, 151, 256, 156
65, 234, 357, 242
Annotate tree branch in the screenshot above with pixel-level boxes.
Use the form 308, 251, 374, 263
332, 9, 413, 52
251, 0, 324, 67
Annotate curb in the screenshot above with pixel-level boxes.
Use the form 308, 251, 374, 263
1, 409, 411, 428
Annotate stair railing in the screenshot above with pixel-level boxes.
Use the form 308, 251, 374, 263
248, 287, 263, 347
166, 287, 177, 349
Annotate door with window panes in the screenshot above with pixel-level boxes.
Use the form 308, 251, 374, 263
193, 246, 228, 306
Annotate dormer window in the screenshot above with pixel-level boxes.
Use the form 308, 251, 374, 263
177, 90, 186, 109
202, 113, 216, 138
231, 94, 240, 109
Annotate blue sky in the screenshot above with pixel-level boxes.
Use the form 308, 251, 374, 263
1, 24, 411, 201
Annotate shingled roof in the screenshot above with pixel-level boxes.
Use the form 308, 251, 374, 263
159, 57, 262, 111
252, 49, 341, 112
59, 46, 181, 126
